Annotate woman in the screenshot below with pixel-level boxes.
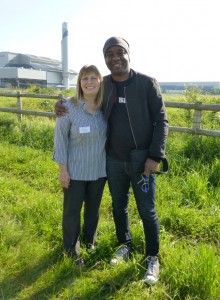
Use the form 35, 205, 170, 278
53, 64, 107, 266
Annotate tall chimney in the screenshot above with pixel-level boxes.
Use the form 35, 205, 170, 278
61, 22, 69, 89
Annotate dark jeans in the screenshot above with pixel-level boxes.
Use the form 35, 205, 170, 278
62, 178, 106, 256
106, 156, 160, 257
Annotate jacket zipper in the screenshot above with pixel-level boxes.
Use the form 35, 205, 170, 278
104, 84, 114, 117
124, 87, 138, 149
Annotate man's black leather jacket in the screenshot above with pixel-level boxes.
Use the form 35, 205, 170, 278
102, 69, 169, 159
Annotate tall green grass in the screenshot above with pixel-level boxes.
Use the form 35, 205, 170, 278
0, 93, 219, 299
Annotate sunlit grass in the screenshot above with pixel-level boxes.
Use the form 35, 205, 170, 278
0, 93, 219, 299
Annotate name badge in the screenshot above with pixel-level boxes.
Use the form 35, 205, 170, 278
79, 126, 90, 133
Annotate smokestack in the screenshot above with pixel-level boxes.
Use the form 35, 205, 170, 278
61, 22, 69, 89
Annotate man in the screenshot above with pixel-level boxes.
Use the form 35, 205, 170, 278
55, 37, 169, 285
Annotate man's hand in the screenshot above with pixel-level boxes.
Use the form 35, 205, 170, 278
55, 99, 68, 117
144, 158, 159, 176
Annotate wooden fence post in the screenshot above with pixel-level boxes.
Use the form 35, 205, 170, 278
17, 91, 22, 122
193, 101, 202, 133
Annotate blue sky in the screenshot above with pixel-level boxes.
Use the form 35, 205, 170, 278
1, 0, 219, 81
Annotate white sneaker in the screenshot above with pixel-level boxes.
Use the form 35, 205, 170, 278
110, 245, 129, 265
86, 244, 96, 254
142, 256, 159, 285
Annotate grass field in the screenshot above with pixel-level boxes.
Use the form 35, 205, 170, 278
0, 92, 219, 299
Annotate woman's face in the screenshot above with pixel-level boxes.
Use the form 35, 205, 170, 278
80, 71, 101, 98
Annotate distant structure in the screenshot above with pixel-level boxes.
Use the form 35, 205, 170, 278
159, 81, 220, 94
1, 21, 219, 93
61, 22, 69, 89
0, 22, 77, 89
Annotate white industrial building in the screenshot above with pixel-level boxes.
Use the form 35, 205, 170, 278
0, 52, 77, 89
0, 23, 78, 89
160, 81, 220, 93
1, 21, 219, 93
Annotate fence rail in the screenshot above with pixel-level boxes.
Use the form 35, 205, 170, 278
0, 92, 220, 137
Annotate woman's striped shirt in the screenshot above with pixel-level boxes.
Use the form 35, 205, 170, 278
53, 99, 107, 181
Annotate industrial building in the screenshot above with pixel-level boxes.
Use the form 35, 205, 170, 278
0, 23, 77, 89
159, 81, 220, 94
0, 22, 219, 93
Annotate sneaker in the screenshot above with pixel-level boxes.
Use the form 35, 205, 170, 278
110, 245, 130, 265
86, 244, 96, 254
142, 256, 159, 285
74, 256, 85, 267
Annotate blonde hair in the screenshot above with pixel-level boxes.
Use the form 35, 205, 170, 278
71, 64, 104, 108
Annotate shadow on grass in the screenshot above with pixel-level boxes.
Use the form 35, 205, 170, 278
0, 118, 16, 132
0, 246, 70, 299
27, 264, 83, 300
0, 241, 146, 299
30, 262, 142, 300
79, 264, 142, 300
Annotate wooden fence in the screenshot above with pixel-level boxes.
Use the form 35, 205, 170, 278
0, 92, 220, 137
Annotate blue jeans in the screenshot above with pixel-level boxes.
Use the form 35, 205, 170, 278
106, 156, 160, 257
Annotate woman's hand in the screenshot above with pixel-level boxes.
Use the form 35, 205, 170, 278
59, 164, 70, 188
